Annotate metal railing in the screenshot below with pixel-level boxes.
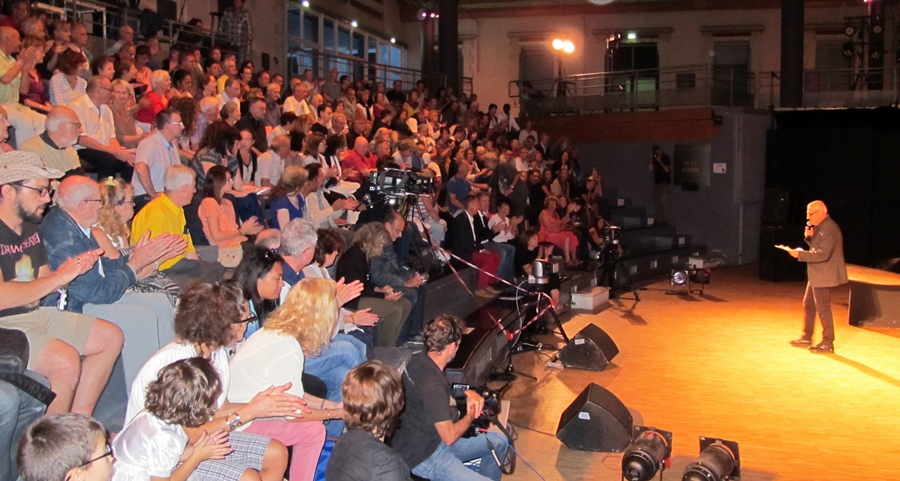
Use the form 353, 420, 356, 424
762, 67, 900, 109
511, 63, 900, 115
285, 46, 446, 92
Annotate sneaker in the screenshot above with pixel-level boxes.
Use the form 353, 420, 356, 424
789, 338, 812, 347
408, 334, 424, 343
485, 286, 502, 295
809, 343, 834, 353
475, 288, 495, 298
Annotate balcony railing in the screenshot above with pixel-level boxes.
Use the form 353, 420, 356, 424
285, 46, 446, 92
512, 64, 900, 115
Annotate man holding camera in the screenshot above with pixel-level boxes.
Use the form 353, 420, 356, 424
390, 314, 509, 481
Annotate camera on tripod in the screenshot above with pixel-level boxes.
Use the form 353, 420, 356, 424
452, 384, 502, 438
369, 168, 433, 196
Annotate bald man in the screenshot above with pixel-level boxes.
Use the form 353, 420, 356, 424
19, 106, 84, 177
782, 200, 848, 353
40, 175, 185, 384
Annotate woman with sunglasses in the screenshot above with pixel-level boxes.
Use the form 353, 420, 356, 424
126, 281, 310, 481
18, 413, 112, 481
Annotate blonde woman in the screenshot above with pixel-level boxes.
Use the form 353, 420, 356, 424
110, 79, 147, 148
228, 278, 345, 480
94, 177, 183, 304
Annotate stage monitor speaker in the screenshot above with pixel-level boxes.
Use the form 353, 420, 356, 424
557, 324, 618, 371
556, 383, 633, 452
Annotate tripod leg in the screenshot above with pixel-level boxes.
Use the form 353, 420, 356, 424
543, 299, 569, 342
614, 261, 641, 301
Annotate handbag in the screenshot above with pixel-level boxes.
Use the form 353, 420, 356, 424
218, 244, 244, 268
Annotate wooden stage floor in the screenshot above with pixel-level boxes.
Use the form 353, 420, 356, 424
496, 265, 900, 481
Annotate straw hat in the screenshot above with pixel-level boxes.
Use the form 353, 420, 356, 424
0, 151, 63, 185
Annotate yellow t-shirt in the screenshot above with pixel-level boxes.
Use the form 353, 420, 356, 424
130, 194, 195, 270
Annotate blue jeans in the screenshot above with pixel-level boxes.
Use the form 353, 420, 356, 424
393, 285, 426, 345
304, 337, 365, 437
1, 379, 47, 481
485, 242, 516, 281
412, 432, 509, 481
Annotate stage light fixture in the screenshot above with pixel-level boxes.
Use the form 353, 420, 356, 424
627, 32, 638, 40
671, 269, 689, 286
621, 426, 672, 481
350, 20, 358, 27
689, 268, 711, 285
552, 38, 564, 50
842, 42, 855, 59
844, 23, 857, 37
562, 40, 575, 53
682, 437, 740, 481
301, 0, 309, 6
390, 37, 396, 44
417, 9, 427, 20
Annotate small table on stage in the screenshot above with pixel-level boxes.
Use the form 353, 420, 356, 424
847, 264, 900, 328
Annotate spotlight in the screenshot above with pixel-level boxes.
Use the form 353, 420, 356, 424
842, 42, 855, 59
608, 33, 622, 43
622, 426, 672, 481
390, 37, 396, 44
689, 268, 711, 286
350, 20, 358, 27
671, 269, 689, 286
627, 32, 638, 40
301, 0, 309, 6
417, 9, 427, 20
562, 40, 575, 53
552, 38, 563, 50
844, 23, 857, 37
682, 437, 741, 481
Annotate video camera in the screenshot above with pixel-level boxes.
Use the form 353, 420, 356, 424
369, 168, 433, 196
451, 384, 502, 438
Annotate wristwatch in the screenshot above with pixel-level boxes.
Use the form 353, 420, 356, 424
226, 412, 243, 431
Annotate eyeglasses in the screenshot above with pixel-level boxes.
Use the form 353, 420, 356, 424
63, 121, 82, 129
77, 443, 113, 468
168, 121, 184, 126
120, 200, 135, 206
85, 199, 103, 204
232, 315, 257, 325
15, 184, 54, 198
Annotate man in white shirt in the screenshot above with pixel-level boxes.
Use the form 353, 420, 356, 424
282, 82, 312, 121
132, 109, 183, 210
216, 77, 241, 112
257, 135, 289, 187
71, 76, 136, 181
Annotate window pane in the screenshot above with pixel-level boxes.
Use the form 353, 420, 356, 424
353, 32, 365, 59
323, 19, 335, 50
287, 5, 300, 37
302, 12, 319, 43
338, 26, 351, 55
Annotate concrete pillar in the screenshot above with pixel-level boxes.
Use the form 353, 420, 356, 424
780, 0, 804, 108
438, 0, 459, 93
422, 16, 436, 79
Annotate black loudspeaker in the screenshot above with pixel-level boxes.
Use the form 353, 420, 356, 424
557, 324, 618, 371
556, 383, 633, 452
761, 188, 791, 224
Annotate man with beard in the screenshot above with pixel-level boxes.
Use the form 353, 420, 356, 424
0, 151, 122, 415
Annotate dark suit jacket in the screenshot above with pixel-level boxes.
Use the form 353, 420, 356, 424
451, 212, 478, 261
799, 216, 848, 288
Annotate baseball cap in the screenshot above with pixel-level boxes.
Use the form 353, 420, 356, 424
0, 151, 63, 186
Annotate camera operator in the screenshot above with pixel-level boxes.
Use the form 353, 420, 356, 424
390, 314, 509, 481
589, 216, 624, 289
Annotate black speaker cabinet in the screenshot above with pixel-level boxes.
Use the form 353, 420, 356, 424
557, 324, 618, 371
758, 223, 807, 282
556, 383, 633, 452
761, 188, 791, 224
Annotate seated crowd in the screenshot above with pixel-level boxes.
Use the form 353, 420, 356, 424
0, 6, 619, 481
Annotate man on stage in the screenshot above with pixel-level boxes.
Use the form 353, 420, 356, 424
780, 200, 847, 353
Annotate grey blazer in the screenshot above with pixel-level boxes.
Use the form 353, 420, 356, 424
798, 216, 848, 288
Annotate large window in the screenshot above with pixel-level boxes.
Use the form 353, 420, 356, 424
284, 0, 405, 82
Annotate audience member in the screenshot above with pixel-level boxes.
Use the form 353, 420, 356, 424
71, 76, 136, 181
0, 150, 122, 415
451, 194, 502, 298
48, 49, 87, 106
199, 165, 263, 249
131, 164, 225, 288
134, 70, 170, 131
126, 281, 292, 481
326, 360, 412, 481
132, 109, 182, 210
257, 134, 289, 188
371, 212, 427, 345
270, 165, 308, 230
17, 413, 112, 481
336, 222, 412, 347
19, 35, 51, 114
0, 26, 45, 146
